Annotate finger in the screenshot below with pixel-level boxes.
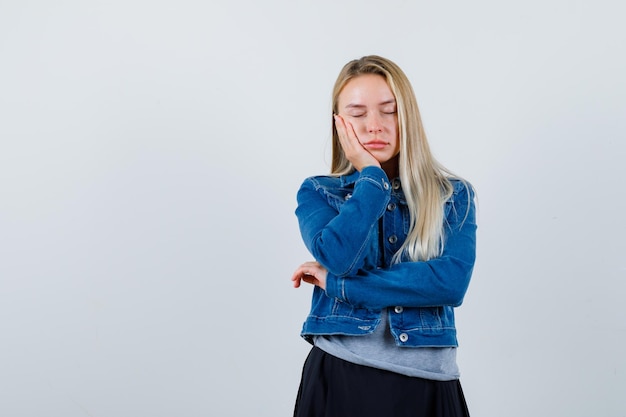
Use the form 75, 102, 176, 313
334, 115, 379, 171
343, 118, 360, 143
292, 264, 315, 288
334, 113, 346, 131
334, 115, 348, 146
301, 275, 317, 286
293, 278, 302, 288
291, 269, 303, 288
335, 115, 357, 150
334, 115, 354, 147
336, 115, 362, 146
298, 261, 319, 273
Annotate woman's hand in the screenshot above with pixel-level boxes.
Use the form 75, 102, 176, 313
334, 114, 380, 171
291, 261, 328, 290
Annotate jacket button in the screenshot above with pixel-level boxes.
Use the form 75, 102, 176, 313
394, 306, 403, 314
387, 202, 396, 211
388, 235, 397, 244
383, 181, 389, 190
399, 333, 409, 343
393, 179, 401, 190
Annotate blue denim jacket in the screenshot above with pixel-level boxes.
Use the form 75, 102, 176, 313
295, 166, 476, 347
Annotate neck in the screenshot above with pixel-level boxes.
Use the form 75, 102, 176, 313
381, 154, 399, 179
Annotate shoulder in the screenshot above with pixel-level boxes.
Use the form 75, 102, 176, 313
300, 174, 343, 190
297, 175, 349, 204
444, 178, 476, 225
297, 176, 346, 203
299, 168, 362, 193
447, 178, 475, 202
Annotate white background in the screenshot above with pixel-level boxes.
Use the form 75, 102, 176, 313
1, 1, 624, 416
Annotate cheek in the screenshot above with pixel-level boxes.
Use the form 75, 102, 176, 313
349, 119, 368, 136
389, 122, 400, 149
386, 119, 399, 136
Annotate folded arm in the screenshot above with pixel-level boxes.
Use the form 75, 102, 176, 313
325, 182, 477, 309
295, 166, 391, 276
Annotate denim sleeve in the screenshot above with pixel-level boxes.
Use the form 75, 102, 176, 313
295, 166, 391, 277
325, 182, 477, 309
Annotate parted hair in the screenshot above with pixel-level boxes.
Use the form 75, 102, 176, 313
331, 55, 461, 262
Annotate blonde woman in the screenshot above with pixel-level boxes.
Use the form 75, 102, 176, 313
291, 55, 477, 417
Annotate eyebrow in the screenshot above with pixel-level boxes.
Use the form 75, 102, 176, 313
344, 99, 396, 109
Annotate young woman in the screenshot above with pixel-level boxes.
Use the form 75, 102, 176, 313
290, 55, 477, 417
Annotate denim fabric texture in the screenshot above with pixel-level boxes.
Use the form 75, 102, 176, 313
295, 166, 477, 347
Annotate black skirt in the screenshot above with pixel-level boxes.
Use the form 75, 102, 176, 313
294, 347, 470, 417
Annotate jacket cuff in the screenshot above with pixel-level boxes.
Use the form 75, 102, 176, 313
324, 272, 342, 301
356, 166, 392, 192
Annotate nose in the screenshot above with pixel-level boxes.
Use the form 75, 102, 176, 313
367, 114, 383, 133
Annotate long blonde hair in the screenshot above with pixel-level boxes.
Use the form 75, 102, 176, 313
331, 55, 456, 262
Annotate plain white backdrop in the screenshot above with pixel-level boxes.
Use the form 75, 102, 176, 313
1, 1, 625, 416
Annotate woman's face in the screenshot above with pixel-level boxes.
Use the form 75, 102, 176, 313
337, 74, 400, 165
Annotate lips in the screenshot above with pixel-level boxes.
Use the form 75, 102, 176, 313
363, 140, 389, 150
